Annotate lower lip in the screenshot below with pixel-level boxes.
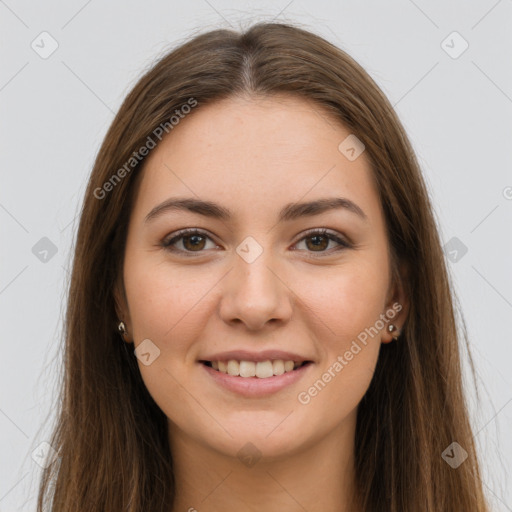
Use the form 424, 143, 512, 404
200, 362, 314, 397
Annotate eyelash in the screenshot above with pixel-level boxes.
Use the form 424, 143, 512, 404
161, 228, 351, 257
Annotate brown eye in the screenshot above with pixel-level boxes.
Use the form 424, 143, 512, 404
162, 229, 216, 255
182, 234, 206, 251
304, 234, 329, 251
294, 229, 350, 254
162, 228, 350, 257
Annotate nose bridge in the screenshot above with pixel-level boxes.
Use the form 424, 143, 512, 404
219, 236, 292, 329
237, 245, 278, 295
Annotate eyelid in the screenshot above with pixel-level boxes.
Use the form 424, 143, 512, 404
295, 227, 351, 246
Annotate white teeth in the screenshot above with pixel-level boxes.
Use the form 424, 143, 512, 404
227, 359, 240, 376
210, 359, 305, 378
240, 361, 256, 377
255, 360, 273, 378
272, 360, 285, 375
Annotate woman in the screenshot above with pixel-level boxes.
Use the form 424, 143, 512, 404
36, 22, 491, 511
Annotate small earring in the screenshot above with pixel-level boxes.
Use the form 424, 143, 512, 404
387, 324, 401, 340
118, 321, 128, 340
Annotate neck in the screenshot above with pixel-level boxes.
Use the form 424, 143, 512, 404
169, 413, 362, 512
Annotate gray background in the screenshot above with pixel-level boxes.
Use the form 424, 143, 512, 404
1, 1, 511, 510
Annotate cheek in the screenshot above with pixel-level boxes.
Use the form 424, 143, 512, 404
123, 249, 215, 348
122, 258, 212, 419
296, 257, 388, 400
306, 258, 389, 342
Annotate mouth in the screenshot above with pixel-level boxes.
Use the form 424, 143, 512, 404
199, 359, 313, 379
199, 358, 315, 397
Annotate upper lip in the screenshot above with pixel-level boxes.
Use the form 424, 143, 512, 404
199, 350, 313, 363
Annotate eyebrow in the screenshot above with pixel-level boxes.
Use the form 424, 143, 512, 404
144, 196, 368, 224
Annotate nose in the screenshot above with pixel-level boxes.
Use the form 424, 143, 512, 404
218, 249, 293, 332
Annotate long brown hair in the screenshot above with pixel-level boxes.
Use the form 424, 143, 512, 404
36, 21, 490, 511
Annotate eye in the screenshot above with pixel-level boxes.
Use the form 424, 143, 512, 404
161, 228, 351, 256
161, 228, 217, 256
292, 228, 351, 255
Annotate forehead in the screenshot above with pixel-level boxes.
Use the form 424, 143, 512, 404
131, 94, 382, 228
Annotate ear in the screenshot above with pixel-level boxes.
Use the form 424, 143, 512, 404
382, 261, 409, 344
113, 273, 132, 343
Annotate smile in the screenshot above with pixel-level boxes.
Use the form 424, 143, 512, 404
201, 359, 310, 378
200, 359, 314, 397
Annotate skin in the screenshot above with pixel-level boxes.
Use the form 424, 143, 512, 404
115, 94, 409, 512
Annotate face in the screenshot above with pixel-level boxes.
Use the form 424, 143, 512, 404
116, 94, 407, 460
